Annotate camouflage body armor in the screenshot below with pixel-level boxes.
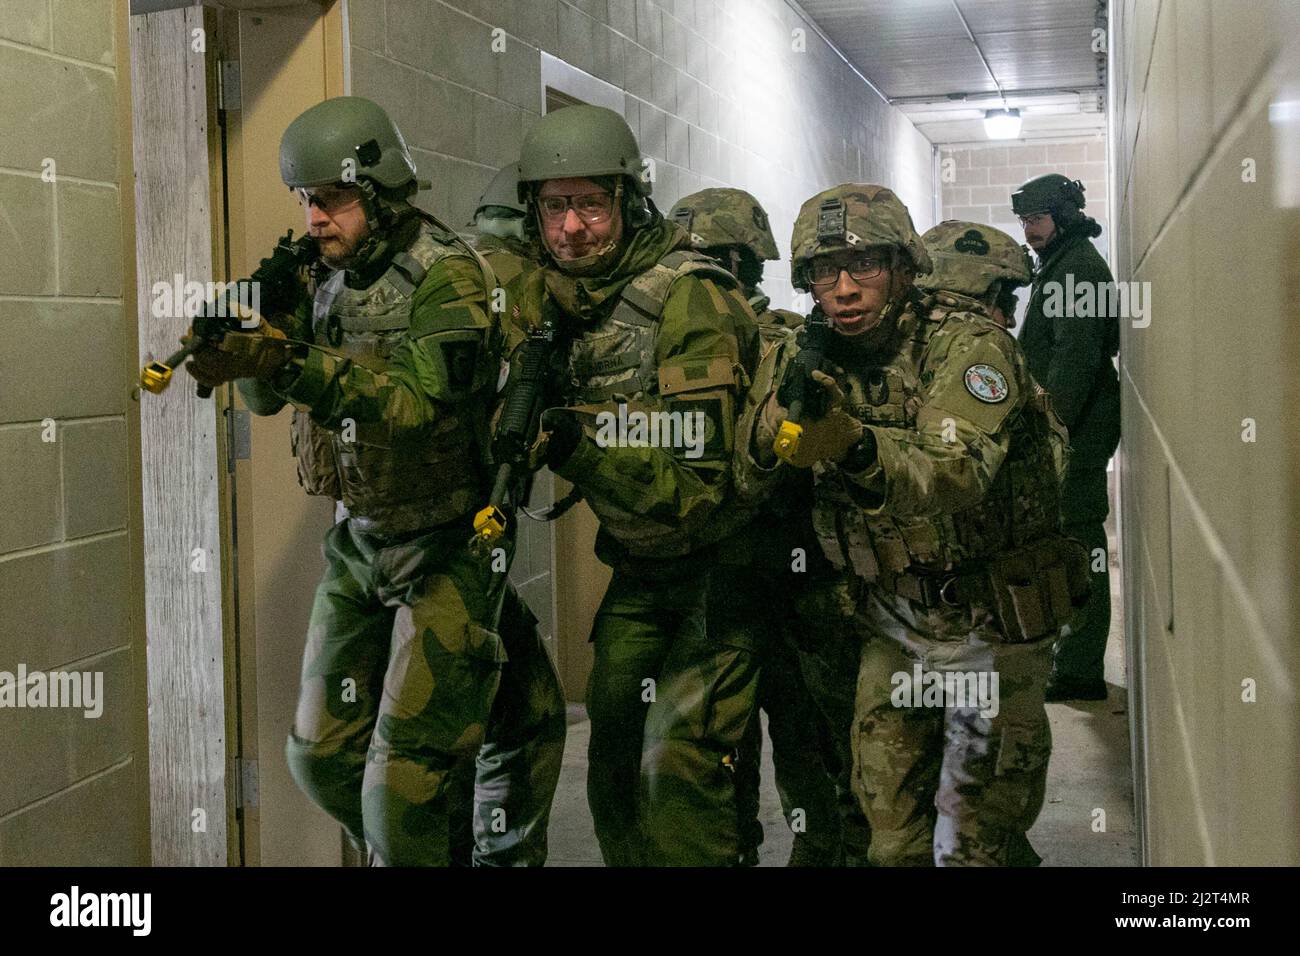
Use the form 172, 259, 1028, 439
563, 247, 743, 558
813, 292, 1077, 637
292, 219, 491, 535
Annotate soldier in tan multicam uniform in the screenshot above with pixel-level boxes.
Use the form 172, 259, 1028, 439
919, 220, 1034, 332
184, 97, 565, 867
738, 184, 1087, 866
668, 187, 844, 866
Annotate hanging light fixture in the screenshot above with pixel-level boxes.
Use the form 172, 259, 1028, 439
984, 107, 1022, 139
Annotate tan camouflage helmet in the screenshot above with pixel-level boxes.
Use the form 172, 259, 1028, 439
667, 188, 780, 260
918, 220, 1033, 298
790, 184, 931, 289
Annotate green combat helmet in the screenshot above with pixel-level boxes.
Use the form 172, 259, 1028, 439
790, 183, 931, 290
919, 220, 1032, 299
473, 162, 527, 220
1010, 173, 1087, 222
668, 187, 779, 261
516, 104, 650, 199
279, 96, 416, 191
516, 104, 653, 271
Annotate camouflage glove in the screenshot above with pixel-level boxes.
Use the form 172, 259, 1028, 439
780, 369, 866, 469
184, 320, 295, 389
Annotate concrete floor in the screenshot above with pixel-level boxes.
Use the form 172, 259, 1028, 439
545, 555, 1137, 867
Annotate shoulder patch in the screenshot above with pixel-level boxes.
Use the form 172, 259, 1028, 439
963, 363, 1009, 403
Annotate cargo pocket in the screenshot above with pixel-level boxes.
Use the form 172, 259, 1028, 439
389, 621, 507, 758
995, 720, 1051, 779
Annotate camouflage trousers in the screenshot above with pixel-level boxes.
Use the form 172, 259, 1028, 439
791, 571, 875, 866
285, 518, 566, 866
852, 588, 1054, 866
586, 567, 761, 866
717, 564, 842, 867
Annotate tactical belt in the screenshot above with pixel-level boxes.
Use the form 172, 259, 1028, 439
879, 567, 992, 609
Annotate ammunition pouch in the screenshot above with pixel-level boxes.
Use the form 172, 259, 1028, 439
291, 408, 342, 499
985, 536, 1091, 642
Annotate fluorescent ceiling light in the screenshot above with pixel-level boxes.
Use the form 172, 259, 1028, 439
984, 108, 1022, 139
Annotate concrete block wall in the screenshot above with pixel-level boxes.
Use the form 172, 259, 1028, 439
1110, 0, 1300, 864
0, 0, 148, 864
347, 0, 938, 309
939, 137, 1111, 263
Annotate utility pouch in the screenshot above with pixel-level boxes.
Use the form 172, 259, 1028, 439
986, 536, 1090, 644
291, 408, 342, 499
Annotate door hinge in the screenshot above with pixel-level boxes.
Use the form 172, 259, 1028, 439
227, 408, 251, 471
233, 757, 259, 810
218, 58, 241, 111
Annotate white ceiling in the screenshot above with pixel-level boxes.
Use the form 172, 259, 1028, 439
793, 0, 1108, 145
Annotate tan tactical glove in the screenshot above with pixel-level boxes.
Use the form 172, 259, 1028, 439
776, 369, 865, 469
184, 320, 295, 389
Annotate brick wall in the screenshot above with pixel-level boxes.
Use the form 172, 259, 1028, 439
0, 0, 147, 864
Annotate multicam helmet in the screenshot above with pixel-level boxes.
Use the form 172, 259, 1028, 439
790, 184, 931, 289
516, 104, 650, 199
668, 188, 779, 260
279, 96, 416, 191
918, 220, 1032, 298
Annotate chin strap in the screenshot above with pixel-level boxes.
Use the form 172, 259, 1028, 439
549, 237, 621, 276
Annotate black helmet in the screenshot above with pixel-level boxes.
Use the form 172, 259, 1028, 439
1011, 173, 1087, 222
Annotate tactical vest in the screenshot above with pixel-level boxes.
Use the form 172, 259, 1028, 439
291, 220, 490, 535
813, 294, 1065, 580
564, 248, 742, 558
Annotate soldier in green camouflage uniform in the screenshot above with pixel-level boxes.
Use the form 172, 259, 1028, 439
184, 97, 565, 866
463, 162, 540, 289
668, 188, 843, 866
739, 185, 1086, 866
504, 106, 762, 866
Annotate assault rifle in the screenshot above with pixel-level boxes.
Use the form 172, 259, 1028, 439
139, 229, 318, 398
471, 316, 564, 551
772, 309, 834, 463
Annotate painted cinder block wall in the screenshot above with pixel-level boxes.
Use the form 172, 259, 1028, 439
0, 0, 149, 864
1110, 0, 1300, 864
940, 137, 1110, 263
